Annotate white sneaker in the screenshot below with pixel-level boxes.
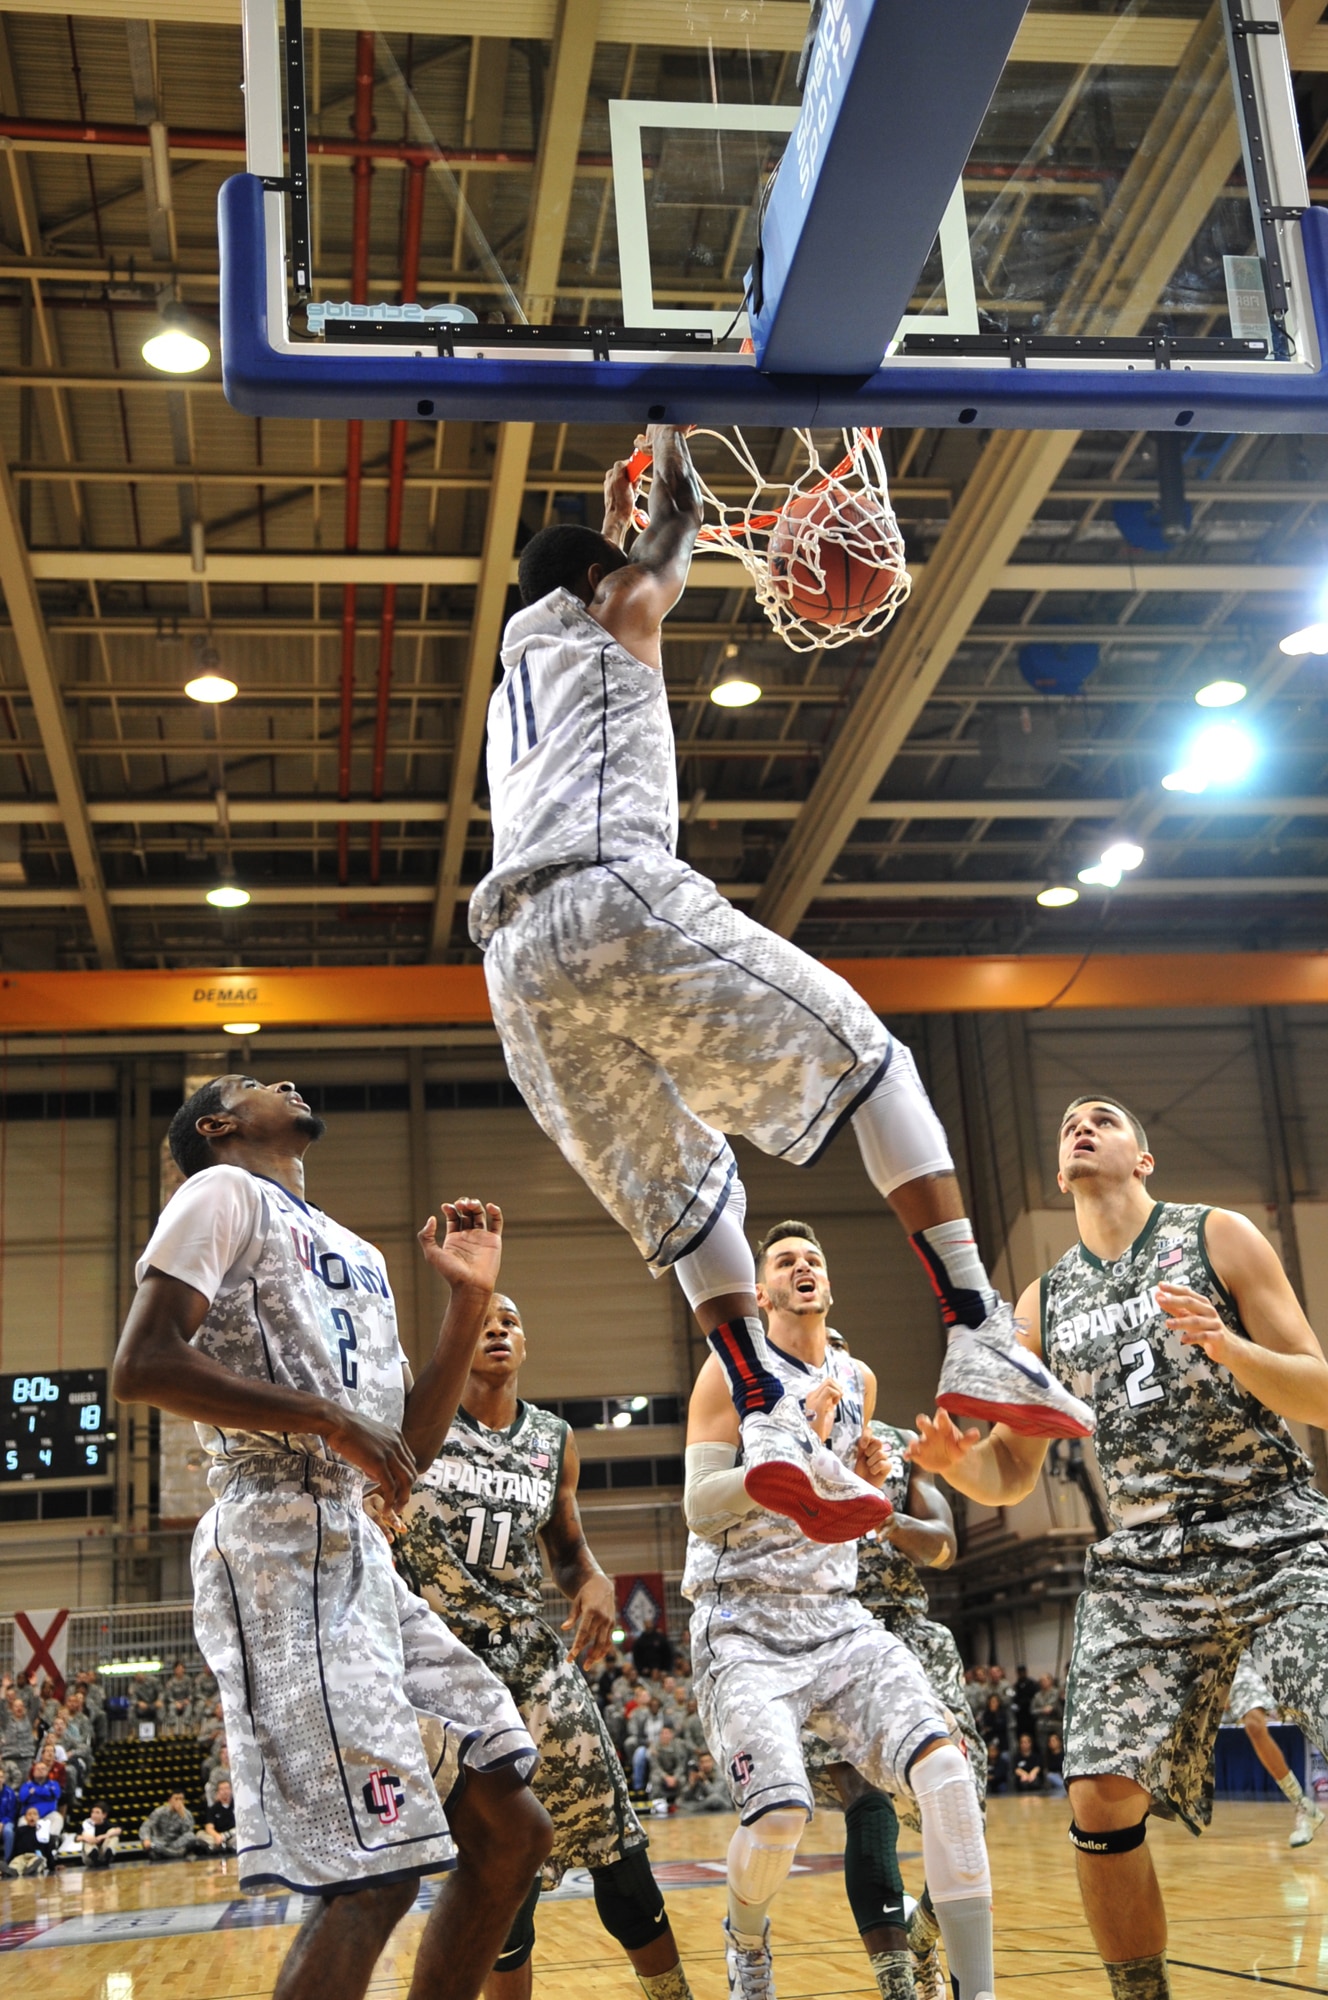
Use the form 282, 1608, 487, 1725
725, 1916, 776, 2000
1291, 1797, 1325, 1848
741, 1394, 893, 1544
936, 1303, 1094, 1440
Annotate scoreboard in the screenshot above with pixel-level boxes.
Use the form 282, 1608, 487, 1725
1, 1369, 113, 1482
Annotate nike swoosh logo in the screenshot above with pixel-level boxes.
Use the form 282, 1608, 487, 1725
986, 1343, 1051, 1389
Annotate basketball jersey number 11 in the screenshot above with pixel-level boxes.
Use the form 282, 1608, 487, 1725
464, 1505, 514, 1571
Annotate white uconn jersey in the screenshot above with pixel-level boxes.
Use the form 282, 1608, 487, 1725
469, 588, 679, 947
137, 1164, 406, 1489
683, 1341, 868, 1607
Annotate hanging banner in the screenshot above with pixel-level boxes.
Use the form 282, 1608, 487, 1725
615, 1573, 667, 1639
12, 1607, 69, 1698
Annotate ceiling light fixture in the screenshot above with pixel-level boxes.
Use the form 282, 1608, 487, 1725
1163, 719, 1258, 795
142, 301, 211, 375
206, 884, 251, 909
1077, 861, 1123, 888
1036, 885, 1079, 908
222, 1021, 261, 1036
1279, 621, 1328, 657
710, 678, 761, 708
1101, 840, 1145, 873
1194, 679, 1246, 707
185, 672, 238, 704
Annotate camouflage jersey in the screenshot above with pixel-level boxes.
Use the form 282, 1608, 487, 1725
398, 1400, 569, 1657
1041, 1201, 1311, 1529
683, 1337, 867, 1623
855, 1421, 930, 1623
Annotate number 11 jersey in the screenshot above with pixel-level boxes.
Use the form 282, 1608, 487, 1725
1040, 1199, 1310, 1529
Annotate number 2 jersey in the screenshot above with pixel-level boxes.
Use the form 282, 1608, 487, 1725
397, 1401, 570, 1655
1041, 1200, 1310, 1529
136, 1163, 406, 1490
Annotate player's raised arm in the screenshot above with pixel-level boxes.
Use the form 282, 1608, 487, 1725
1160, 1207, 1328, 1429
588, 425, 703, 666
401, 1197, 505, 1469
906, 1281, 1050, 1506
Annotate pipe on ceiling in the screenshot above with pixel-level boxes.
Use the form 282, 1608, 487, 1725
337, 30, 376, 887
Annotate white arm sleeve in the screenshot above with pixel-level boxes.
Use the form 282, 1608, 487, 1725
135, 1166, 264, 1305
684, 1441, 758, 1537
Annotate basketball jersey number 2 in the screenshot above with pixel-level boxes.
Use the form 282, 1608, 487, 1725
332, 1306, 358, 1390
1118, 1337, 1164, 1408
464, 1505, 513, 1571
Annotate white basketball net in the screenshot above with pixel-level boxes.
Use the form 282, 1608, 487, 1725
632, 427, 912, 653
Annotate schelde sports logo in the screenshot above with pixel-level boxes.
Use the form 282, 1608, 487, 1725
363, 1768, 405, 1824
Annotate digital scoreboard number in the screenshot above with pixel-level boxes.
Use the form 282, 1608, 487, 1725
1, 1369, 113, 1482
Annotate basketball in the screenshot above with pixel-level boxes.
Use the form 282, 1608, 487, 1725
767, 486, 905, 628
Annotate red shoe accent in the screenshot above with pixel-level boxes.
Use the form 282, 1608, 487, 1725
936, 1391, 1093, 1440
743, 1463, 894, 1544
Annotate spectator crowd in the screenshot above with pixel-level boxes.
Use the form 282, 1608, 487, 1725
965, 1663, 1067, 1796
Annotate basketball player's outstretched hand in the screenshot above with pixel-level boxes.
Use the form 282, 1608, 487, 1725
906, 1409, 982, 1473
323, 1409, 417, 1511
562, 1573, 616, 1667
603, 458, 639, 540
418, 1198, 504, 1293
1157, 1282, 1235, 1365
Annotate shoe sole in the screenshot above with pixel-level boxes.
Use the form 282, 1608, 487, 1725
936, 1391, 1093, 1440
744, 1463, 893, 1543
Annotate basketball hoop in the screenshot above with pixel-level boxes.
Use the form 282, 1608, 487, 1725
624, 429, 911, 653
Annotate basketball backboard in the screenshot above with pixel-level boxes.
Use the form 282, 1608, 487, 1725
221, 0, 1328, 433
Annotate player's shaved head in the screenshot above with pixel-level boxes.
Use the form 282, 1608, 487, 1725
1060, 1095, 1149, 1153
518, 523, 630, 606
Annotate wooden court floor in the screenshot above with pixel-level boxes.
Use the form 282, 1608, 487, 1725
3, 1795, 1325, 1999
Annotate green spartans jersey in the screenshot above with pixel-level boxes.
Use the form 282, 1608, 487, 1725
1041, 1201, 1310, 1528
398, 1401, 568, 1653
854, 1421, 929, 1621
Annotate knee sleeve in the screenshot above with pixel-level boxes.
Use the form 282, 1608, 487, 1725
851, 1045, 954, 1199
675, 1182, 754, 1309
494, 1873, 542, 1971
1068, 1819, 1148, 1855
844, 1789, 906, 1936
910, 1744, 990, 1905
727, 1807, 807, 1909
591, 1846, 668, 1952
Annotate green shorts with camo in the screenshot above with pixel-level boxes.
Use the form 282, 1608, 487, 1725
1063, 1484, 1328, 1830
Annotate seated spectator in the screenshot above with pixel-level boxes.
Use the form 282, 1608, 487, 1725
193, 1666, 219, 1705
678, 1698, 707, 1757
0, 1776, 16, 1865
647, 1725, 686, 1810
595, 1648, 623, 1709
62, 1695, 94, 1786
75, 1673, 108, 1749
1031, 1672, 1063, 1744
79, 1804, 122, 1869
602, 1699, 629, 1756
4, 1805, 55, 1877
981, 1692, 1011, 1752
631, 1612, 674, 1677
1044, 1730, 1067, 1796
679, 1752, 729, 1815
18, 1759, 64, 1838
1013, 1732, 1045, 1794
18, 1669, 42, 1726
199, 1779, 236, 1854
205, 1745, 232, 1806
129, 1671, 163, 1728
163, 1683, 197, 1739
0, 1693, 34, 1784
982, 1726, 1010, 1795
140, 1791, 205, 1862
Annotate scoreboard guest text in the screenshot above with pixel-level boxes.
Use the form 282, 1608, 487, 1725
1, 1369, 113, 1481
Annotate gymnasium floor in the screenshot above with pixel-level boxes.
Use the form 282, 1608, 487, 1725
2, 1796, 1324, 1999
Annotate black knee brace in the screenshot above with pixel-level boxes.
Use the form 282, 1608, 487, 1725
495, 1873, 542, 1971
844, 1789, 906, 1936
1068, 1819, 1148, 1856
592, 1846, 668, 1952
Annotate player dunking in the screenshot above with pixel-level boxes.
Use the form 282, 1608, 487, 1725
911, 1096, 1328, 2000
112, 1076, 552, 2000
396, 1291, 697, 2000
683, 1220, 996, 2000
469, 424, 1089, 1548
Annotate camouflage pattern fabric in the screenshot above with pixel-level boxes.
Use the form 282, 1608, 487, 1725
1041, 1202, 1310, 1525
482, 851, 890, 1273
192, 1453, 536, 1895
1063, 1483, 1328, 1829
804, 1422, 985, 1824
1225, 1647, 1275, 1723
399, 1403, 644, 1877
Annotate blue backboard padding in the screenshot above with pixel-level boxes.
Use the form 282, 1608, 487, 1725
748, 0, 1031, 374
220, 176, 1328, 432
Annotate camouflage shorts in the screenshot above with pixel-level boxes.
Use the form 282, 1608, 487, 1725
192, 1456, 536, 1895
1064, 1485, 1328, 1830
484, 853, 890, 1273
499, 1637, 645, 1877
694, 1605, 948, 1822
804, 1610, 986, 1825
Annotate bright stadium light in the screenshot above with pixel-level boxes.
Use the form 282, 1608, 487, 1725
1036, 885, 1079, 908
1279, 621, 1328, 656
206, 883, 251, 909
711, 678, 762, 708
1194, 679, 1246, 707
222, 1021, 261, 1036
185, 672, 238, 703
1078, 861, 1123, 888
1164, 720, 1259, 794
1101, 840, 1145, 873
142, 302, 211, 375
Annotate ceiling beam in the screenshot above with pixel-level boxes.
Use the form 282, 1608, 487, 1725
0, 457, 117, 962
428, 0, 600, 959
753, 5, 1257, 937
